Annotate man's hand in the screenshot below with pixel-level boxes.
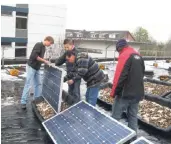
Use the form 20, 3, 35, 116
44, 60, 51, 65
67, 80, 74, 85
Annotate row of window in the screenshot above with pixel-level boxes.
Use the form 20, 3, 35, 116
1, 42, 27, 57
1, 10, 28, 57
77, 48, 102, 54
1, 42, 27, 46
1, 11, 28, 29
1, 11, 28, 16
1, 47, 26, 57
1, 11, 13, 16
67, 32, 119, 39
15, 48, 26, 57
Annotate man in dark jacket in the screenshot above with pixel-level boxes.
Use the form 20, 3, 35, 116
110, 39, 145, 134
21, 36, 54, 109
55, 39, 81, 103
65, 51, 105, 106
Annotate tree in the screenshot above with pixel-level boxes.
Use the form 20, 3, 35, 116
157, 42, 165, 50
165, 38, 171, 50
133, 27, 149, 42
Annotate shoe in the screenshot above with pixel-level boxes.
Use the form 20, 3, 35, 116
21, 104, 26, 109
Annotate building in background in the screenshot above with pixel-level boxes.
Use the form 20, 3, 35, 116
66, 29, 145, 58
1, 4, 66, 59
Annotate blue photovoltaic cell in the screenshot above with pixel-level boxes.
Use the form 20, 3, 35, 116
131, 137, 153, 144
42, 65, 63, 112
43, 101, 136, 144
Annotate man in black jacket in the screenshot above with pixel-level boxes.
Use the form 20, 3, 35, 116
110, 39, 145, 134
55, 39, 81, 104
21, 36, 54, 109
65, 51, 105, 106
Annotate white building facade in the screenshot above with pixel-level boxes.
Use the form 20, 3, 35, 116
1, 4, 66, 59
66, 29, 143, 59
74, 40, 141, 58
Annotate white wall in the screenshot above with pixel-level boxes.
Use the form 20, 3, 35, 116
1, 10, 16, 58
27, 4, 67, 58
1, 42, 15, 58
1, 11, 16, 37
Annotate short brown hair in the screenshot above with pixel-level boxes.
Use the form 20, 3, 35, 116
63, 39, 74, 45
44, 36, 54, 44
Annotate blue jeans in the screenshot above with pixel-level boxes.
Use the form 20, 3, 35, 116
68, 80, 81, 104
21, 65, 42, 104
112, 96, 139, 133
86, 85, 100, 106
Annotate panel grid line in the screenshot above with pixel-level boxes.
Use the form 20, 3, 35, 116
75, 104, 131, 142
43, 101, 136, 144
43, 77, 60, 91
42, 65, 64, 113
62, 110, 113, 144
68, 106, 124, 143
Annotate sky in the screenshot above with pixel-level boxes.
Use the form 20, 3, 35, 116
65, 0, 171, 42
0, 0, 170, 42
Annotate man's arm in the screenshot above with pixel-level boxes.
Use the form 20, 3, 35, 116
55, 52, 66, 66
37, 56, 49, 64
72, 57, 89, 81
114, 57, 132, 96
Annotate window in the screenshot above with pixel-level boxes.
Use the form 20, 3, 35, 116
77, 48, 88, 52
109, 34, 116, 38
67, 33, 73, 37
91, 34, 96, 38
1, 42, 12, 46
16, 12, 28, 17
76, 33, 83, 38
1, 10, 12, 16
15, 48, 26, 57
15, 42, 27, 46
99, 34, 105, 38
77, 48, 102, 54
16, 17, 27, 29
115, 34, 120, 38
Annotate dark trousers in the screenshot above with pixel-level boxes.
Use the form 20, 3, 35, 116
112, 96, 139, 134
68, 80, 81, 104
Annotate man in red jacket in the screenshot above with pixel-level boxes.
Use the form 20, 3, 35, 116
111, 39, 145, 134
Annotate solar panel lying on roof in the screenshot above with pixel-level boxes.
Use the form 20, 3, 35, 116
42, 65, 64, 112
43, 101, 136, 144
131, 137, 154, 144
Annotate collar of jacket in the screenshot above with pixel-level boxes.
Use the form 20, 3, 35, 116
119, 46, 139, 56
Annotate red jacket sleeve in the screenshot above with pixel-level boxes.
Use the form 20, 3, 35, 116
110, 55, 127, 97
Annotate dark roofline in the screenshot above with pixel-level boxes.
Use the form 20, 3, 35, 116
69, 38, 152, 45
66, 29, 136, 41
66, 29, 129, 33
